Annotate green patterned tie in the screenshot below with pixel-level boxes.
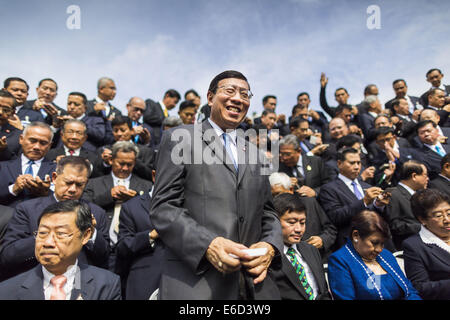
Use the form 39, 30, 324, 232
286, 247, 314, 300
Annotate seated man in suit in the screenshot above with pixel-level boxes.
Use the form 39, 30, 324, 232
385, 79, 422, 114
143, 89, 180, 146
82, 141, 153, 270
419, 68, 450, 108
23, 78, 65, 126
428, 154, 450, 196
0, 89, 22, 161
0, 200, 121, 300
0, 122, 55, 207
45, 119, 103, 177
0, 156, 110, 280
125, 97, 152, 146
53, 92, 106, 152
415, 120, 449, 179
386, 160, 428, 250
98, 116, 154, 181
424, 88, 450, 127
269, 172, 337, 262
278, 134, 331, 197
115, 169, 164, 300
86, 77, 121, 120
318, 147, 391, 251
3, 77, 44, 128
270, 193, 331, 300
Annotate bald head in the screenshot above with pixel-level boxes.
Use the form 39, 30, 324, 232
126, 96, 146, 121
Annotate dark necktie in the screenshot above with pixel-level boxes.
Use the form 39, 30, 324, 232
293, 166, 305, 185
286, 248, 314, 300
68, 149, 75, 156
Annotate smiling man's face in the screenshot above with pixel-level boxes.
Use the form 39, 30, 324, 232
208, 78, 250, 131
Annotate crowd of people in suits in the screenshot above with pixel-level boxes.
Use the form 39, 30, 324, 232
0, 67, 448, 300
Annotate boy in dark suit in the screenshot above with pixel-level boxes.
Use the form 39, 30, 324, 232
270, 193, 331, 300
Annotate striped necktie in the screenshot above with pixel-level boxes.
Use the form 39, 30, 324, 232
286, 247, 314, 300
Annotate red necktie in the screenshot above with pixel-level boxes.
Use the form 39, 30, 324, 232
50, 275, 67, 300
68, 149, 75, 156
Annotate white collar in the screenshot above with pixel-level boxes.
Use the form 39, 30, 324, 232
208, 118, 237, 145
42, 259, 78, 290
368, 111, 379, 118
424, 141, 443, 150
338, 173, 358, 186
21, 153, 43, 165
111, 172, 132, 183
283, 244, 300, 256
63, 145, 81, 154
95, 96, 108, 105
438, 174, 450, 182
419, 225, 450, 254
159, 100, 167, 111
398, 182, 415, 196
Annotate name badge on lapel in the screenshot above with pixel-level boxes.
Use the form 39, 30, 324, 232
306, 165, 312, 171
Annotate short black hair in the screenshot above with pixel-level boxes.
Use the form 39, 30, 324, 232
337, 147, 359, 162
4, 77, 29, 91
391, 97, 407, 110
426, 68, 442, 77
273, 193, 306, 219
374, 126, 395, 139
364, 84, 377, 95
335, 104, 352, 115
164, 89, 181, 100
441, 153, 450, 169
416, 119, 437, 133
179, 100, 196, 112
68, 92, 87, 106
261, 109, 276, 117
411, 189, 449, 221
0, 89, 16, 105
208, 70, 249, 94
289, 116, 308, 129
262, 95, 276, 104
56, 155, 92, 177
400, 160, 425, 181
184, 89, 199, 99
38, 78, 58, 90
297, 92, 310, 100
335, 87, 348, 95
111, 115, 132, 130
336, 134, 362, 152
392, 79, 407, 86
38, 200, 93, 235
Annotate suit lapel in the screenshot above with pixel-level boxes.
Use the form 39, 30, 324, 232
426, 242, 450, 266
19, 266, 45, 300
296, 243, 322, 294
281, 254, 309, 299
70, 264, 95, 300
236, 135, 248, 186
301, 156, 311, 186
397, 185, 412, 201
201, 121, 236, 175
336, 178, 358, 201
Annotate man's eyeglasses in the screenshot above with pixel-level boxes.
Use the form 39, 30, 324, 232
217, 85, 253, 101
33, 230, 76, 241
131, 107, 145, 113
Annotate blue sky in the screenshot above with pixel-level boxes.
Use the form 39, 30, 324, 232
1, 0, 449, 118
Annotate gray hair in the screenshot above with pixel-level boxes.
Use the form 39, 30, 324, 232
97, 77, 114, 90
23, 121, 54, 141
279, 134, 300, 150
269, 172, 292, 190
111, 141, 139, 159
364, 95, 378, 105
162, 116, 183, 128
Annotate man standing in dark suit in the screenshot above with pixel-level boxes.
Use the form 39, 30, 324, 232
125, 97, 153, 146
386, 161, 429, 250
385, 79, 422, 114
82, 141, 152, 270
424, 88, 450, 127
278, 134, 331, 197
143, 89, 180, 146
0, 156, 110, 281
419, 68, 450, 107
296, 92, 328, 135
45, 119, 103, 177
23, 78, 65, 126
0, 89, 22, 161
319, 72, 356, 120
3, 77, 44, 127
0, 122, 55, 207
318, 148, 391, 250
428, 154, 450, 196
0, 200, 121, 300
415, 120, 449, 179
270, 193, 331, 300
358, 95, 383, 138
150, 70, 283, 299
86, 77, 122, 120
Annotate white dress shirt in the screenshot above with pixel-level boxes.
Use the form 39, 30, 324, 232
8, 155, 44, 196
424, 141, 446, 156
43, 260, 78, 300
63, 145, 81, 156
283, 244, 318, 299
338, 174, 364, 198
95, 96, 111, 117
208, 118, 238, 164
398, 182, 415, 196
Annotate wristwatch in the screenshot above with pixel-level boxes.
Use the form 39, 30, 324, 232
149, 232, 156, 248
